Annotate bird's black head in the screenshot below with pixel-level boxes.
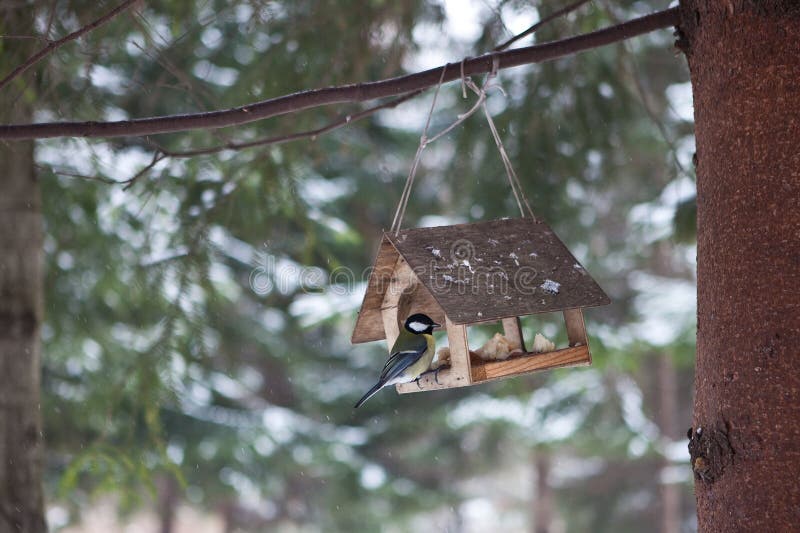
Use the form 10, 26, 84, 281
404, 313, 441, 335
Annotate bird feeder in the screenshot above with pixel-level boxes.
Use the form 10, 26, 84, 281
351, 217, 610, 393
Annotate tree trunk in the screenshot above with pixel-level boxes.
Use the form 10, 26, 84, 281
157, 475, 179, 533
0, 7, 46, 533
656, 356, 680, 533
680, 1, 800, 531
530, 452, 553, 533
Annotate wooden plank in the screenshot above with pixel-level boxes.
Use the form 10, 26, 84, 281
378, 257, 447, 347
563, 308, 587, 346
381, 257, 415, 349
396, 316, 472, 394
445, 316, 472, 385
474, 345, 590, 383
399, 345, 591, 393
502, 317, 526, 352
351, 236, 400, 343
386, 218, 611, 325
471, 363, 487, 382
396, 367, 462, 393
381, 308, 400, 351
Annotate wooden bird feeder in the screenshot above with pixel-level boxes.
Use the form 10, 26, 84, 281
351, 218, 610, 393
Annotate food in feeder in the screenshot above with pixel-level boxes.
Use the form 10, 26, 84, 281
475, 332, 522, 361
531, 333, 556, 353
431, 347, 451, 370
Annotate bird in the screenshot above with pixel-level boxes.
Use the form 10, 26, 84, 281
354, 313, 441, 408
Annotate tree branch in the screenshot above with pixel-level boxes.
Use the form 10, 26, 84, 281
0, 7, 680, 141
0, 0, 140, 92
494, 0, 593, 52
39, 90, 424, 189
154, 89, 424, 158
599, 0, 689, 178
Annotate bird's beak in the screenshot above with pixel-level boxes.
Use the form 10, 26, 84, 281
432, 322, 442, 329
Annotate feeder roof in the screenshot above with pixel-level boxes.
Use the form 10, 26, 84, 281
351, 218, 610, 343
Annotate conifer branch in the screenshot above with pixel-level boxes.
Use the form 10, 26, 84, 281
0, 0, 141, 92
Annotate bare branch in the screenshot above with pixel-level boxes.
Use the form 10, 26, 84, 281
0, 7, 681, 141
44, 0, 58, 41
598, 0, 689, 178
41, 90, 423, 188
0, 0, 140, 92
156, 89, 424, 158
0, 35, 50, 42
494, 0, 593, 52
37, 165, 122, 185
121, 150, 166, 190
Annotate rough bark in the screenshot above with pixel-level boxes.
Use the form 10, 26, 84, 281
680, 1, 800, 531
0, 8, 47, 533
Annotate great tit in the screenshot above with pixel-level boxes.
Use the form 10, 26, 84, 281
354, 313, 441, 408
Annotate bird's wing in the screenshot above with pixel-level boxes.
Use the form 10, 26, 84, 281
354, 334, 429, 408
379, 350, 425, 384
379, 334, 428, 383
387, 330, 428, 361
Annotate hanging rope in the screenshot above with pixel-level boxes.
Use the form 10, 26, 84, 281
391, 56, 536, 234
390, 65, 447, 235
473, 58, 536, 220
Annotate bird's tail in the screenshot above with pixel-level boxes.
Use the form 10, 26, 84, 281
354, 382, 384, 408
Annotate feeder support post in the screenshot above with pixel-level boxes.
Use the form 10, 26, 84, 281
563, 308, 588, 347
445, 317, 473, 386
502, 317, 526, 352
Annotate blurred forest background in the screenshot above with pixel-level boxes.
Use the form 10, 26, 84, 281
3, 0, 697, 531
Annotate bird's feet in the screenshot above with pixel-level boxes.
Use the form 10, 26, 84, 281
417, 365, 447, 386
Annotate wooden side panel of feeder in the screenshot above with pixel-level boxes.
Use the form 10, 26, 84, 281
380, 256, 447, 350
380, 257, 416, 350
563, 308, 588, 346
351, 237, 400, 343
471, 345, 591, 383
396, 316, 472, 394
502, 317, 526, 352
444, 317, 472, 385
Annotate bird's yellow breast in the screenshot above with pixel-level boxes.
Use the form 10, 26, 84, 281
399, 333, 436, 381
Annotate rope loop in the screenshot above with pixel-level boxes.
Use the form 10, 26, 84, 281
391, 58, 536, 234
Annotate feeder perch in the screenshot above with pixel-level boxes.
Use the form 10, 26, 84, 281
351, 218, 610, 393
